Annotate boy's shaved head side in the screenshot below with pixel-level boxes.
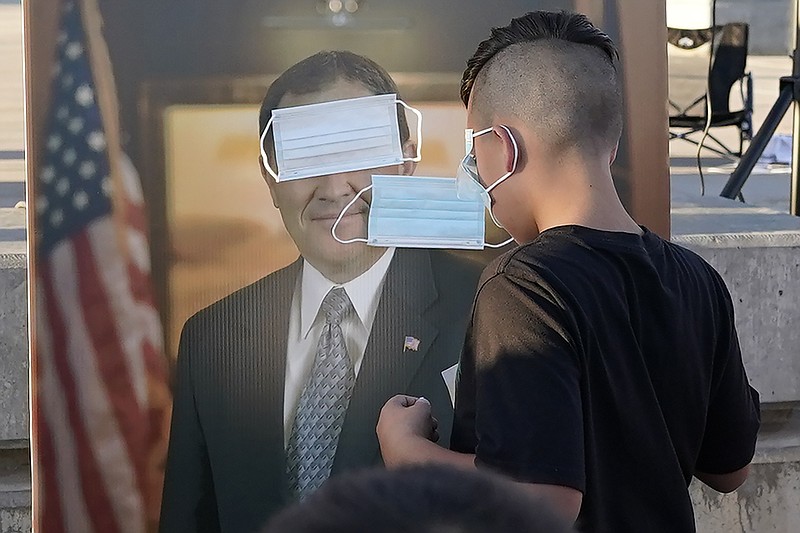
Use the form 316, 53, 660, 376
463, 11, 623, 154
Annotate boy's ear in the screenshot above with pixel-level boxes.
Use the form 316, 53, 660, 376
497, 126, 518, 173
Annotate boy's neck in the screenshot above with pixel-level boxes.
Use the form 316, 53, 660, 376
532, 163, 642, 236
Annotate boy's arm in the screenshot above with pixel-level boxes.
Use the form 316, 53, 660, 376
694, 272, 760, 492
695, 466, 750, 493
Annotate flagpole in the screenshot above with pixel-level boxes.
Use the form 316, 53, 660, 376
78, 0, 130, 265
22, 1, 62, 530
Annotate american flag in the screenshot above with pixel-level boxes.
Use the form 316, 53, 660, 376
33, 1, 171, 532
403, 335, 421, 352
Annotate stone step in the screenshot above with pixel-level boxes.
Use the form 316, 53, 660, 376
0, 470, 30, 511
0, 447, 32, 533
0, 474, 31, 533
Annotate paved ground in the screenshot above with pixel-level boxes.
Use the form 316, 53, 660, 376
0, 3, 798, 245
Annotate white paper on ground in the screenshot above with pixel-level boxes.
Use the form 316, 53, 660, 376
758, 133, 793, 165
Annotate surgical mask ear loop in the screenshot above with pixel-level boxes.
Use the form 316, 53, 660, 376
259, 116, 279, 181
331, 184, 373, 244
484, 236, 515, 248
487, 205, 505, 229
483, 124, 519, 231
397, 101, 423, 162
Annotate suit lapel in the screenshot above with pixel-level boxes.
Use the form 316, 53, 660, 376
244, 259, 301, 498
332, 249, 439, 472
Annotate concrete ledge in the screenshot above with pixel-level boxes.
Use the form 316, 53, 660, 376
671, 197, 800, 404
673, 231, 800, 248
671, 196, 800, 236
0, 252, 27, 443
0, 237, 31, 532
673, 197, 800, 531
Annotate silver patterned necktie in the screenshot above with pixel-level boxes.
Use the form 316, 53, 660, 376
287, 286, 355, 499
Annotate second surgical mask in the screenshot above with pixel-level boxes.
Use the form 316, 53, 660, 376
332, 175, 487, 250
260, 94, 422, 182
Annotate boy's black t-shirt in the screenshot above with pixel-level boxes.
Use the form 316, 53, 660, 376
450, 225, 761, 533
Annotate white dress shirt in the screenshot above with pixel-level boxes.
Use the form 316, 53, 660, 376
283, 248, 396, 445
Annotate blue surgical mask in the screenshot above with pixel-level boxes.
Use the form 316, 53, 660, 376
260, 94, 422, 182
331, 175, 488, 250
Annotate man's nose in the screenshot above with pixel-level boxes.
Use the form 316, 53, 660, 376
315, 172, 358, 202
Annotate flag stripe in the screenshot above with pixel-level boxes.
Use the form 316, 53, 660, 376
125, 227, 150, 275
68, 231, 146, 531
87, 222, 149, 407
41, 262, 117, 533
126, 259, 165, 353
36, 292, 76, 533
123, 200, 147, 235
35, 418, 66, 533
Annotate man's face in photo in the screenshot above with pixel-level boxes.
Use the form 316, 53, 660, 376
262, 77, 413, 277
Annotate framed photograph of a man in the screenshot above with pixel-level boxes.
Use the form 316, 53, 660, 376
147, 60, 489, 530
23, 1, 670, 532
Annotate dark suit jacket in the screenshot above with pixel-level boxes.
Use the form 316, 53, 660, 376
159, 248, 481, 532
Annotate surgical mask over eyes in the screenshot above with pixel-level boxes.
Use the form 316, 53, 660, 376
259, 93, 422, 182
331, 175, 487, 250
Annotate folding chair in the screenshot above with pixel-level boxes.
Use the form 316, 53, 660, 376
667, 22, 753, 160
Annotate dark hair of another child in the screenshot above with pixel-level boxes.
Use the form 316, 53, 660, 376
263, 464, 573, 533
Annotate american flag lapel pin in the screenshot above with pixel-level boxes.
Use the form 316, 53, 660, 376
403, 336, 421, 352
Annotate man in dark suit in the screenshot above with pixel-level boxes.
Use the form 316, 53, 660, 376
159, 51, 481, 532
